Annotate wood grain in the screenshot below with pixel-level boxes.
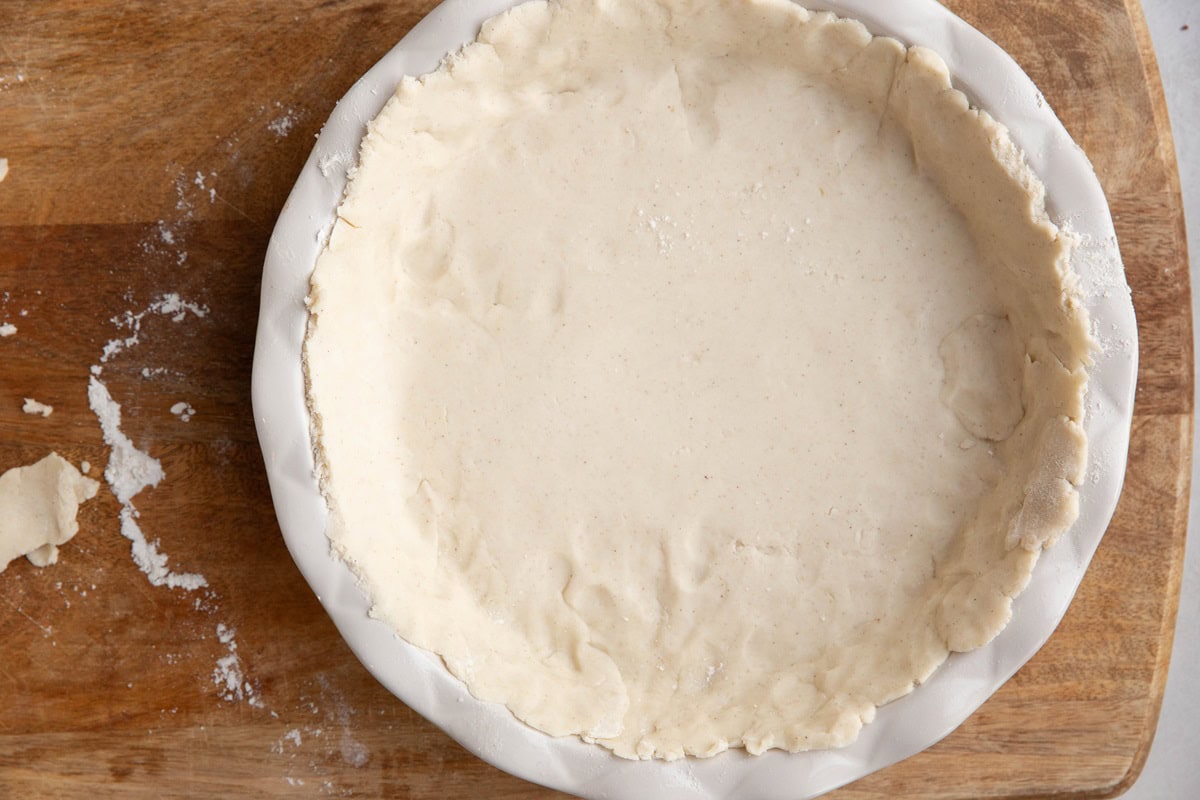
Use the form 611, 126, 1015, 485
0, 0, 1189, 798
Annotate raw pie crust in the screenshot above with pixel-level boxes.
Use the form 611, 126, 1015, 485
305, 0, 1092, 760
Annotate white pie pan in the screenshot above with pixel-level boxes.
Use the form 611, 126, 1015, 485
251, 1, 1137, 797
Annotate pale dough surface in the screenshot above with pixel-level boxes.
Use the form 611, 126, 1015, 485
0, 453, 100, 571
23, 398, 54, 418
306, 0, 1092, 759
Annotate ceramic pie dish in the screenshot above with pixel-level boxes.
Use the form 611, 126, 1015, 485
251, 0, 1136, 796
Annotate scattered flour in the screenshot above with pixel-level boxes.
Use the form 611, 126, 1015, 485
117, 506, 206, 591
155, 293, 208, 322
635, 207, 681, 255
340, 729, 370, 768
0, 323, 16, 336
272, 728, 304, 754
193, 170, 218, 204
140, 171, 221, 262
100, 293, 208, 363
80, 165, 268, 720
270, 677, 376, 790
317, 674, 370, 768
84, 205, 270, 732
268, 106, 298, 138
173, 170, 195, 215
213, 654, 245, 699
212, 623, 263, 707
22, 398, 53, 417
87, 377, 166, 504
317, 152, 350, 179
170, 401, 196, 422
88, 293, 209, 591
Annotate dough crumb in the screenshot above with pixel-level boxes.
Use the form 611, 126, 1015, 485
170, 401, 196, 422
22, 398, 53, 417
0, 158, 8, 183
0, 453, 100, 572
0, 323, 16, 337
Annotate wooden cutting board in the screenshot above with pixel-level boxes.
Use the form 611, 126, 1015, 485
0, 0, 1190, 797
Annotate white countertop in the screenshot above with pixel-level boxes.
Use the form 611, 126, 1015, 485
1125, 1, 1198, 798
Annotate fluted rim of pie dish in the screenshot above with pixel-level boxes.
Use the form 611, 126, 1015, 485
251, 1, 1137, 797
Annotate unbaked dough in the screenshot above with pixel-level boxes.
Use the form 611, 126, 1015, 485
23, 398, 54, 418
305, 0, 1092, 759
0, 453, 100, 571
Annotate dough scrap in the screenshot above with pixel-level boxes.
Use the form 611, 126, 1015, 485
23, 398, 54, 418
0, 453, 100, 572
305, 0, 1092, 759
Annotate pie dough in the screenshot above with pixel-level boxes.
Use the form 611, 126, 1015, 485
305, 0, 1091, 759
0, 453, 100, 572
